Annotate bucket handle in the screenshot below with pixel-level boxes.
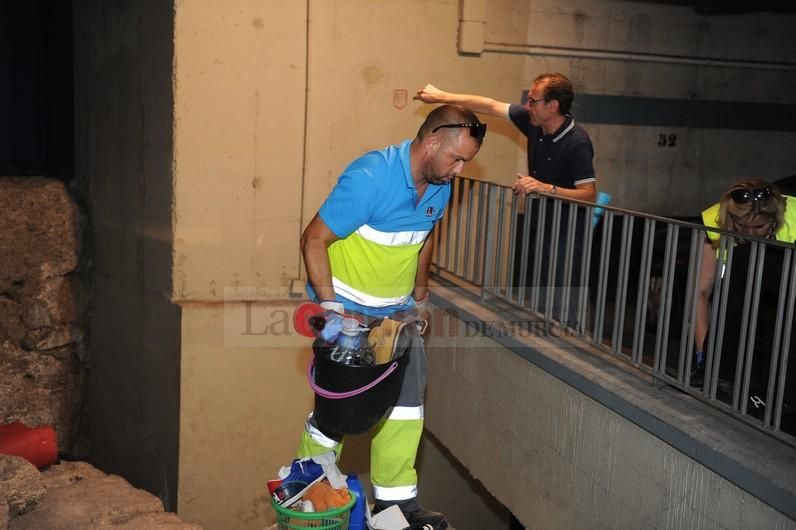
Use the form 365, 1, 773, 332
307, 358, 399, 400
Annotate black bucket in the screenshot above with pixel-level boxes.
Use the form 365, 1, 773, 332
309, 338, 409, 436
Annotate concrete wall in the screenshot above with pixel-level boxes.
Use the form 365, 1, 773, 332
301, 0, 528, 224
177, 301, 313, 528
424, 286, 796, 530
172, 1, 306, 301
476, 0, 796, 216
171, 1, 313, 527
73, 0, 180, 510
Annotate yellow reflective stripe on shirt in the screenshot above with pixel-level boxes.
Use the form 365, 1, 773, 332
328, 231, 425, 302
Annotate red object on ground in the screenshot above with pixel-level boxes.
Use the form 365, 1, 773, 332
0, 422, 58, 468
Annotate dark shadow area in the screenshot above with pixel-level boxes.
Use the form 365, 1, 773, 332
418, 430, 515, 530
0, 0, 73, 182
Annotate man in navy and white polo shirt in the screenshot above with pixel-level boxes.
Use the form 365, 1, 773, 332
415, 74, 597, 324
415, 73, 596, 202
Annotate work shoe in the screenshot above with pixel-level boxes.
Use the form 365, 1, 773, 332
689, 366, 705, 389
271, 457, 326, 507
374, 498, 448, 530
404, 508, 449, 530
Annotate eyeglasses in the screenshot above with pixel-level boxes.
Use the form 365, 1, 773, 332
527, 95, 547, 105
730, 186, 772, 204
431, 122, 487, 140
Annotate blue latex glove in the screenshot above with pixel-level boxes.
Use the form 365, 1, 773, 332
318, 312, 344, 342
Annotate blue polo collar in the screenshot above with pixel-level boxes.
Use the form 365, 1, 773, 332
400, 139, 414, 189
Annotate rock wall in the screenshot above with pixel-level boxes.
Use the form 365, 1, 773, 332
0, 455, 202, 530
0, 177, 87, 456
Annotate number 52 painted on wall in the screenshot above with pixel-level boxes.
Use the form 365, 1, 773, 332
658, 134, 677, 147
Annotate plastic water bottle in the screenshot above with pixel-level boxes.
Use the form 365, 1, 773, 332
346, 474, 366, 530
309, 311, 345, 343
331, 318, 375, 366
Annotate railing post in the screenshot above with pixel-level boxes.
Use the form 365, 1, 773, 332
482, 184, 498, 300
773, 251, 796, 432
632, 218, 655, 364
530, 198, 547, 313
452, 177, 464, 276
518, 194, 533, 308
463, 179, 475, 282
739, 242, 766, 415
611, 214, 634, 355
505, 192, 519, 302
593, 210, 613, 346
577, 205, 596, 337
707, 237, 734, 400
493, 187, 507, 298
474, 181, 487, 285
655, 224, 679, 377
678, 228, 704, 385
559, 201, 578, 328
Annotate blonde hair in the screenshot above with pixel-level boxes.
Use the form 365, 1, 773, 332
715, 178, 785, 244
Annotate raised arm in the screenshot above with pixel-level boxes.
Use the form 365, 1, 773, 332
300, 213, 340, 302
414, 84, 510, 120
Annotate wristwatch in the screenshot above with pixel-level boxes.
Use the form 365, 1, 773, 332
550, 185, 557, 195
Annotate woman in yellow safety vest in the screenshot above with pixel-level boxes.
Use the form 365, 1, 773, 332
694, 178, 796, 374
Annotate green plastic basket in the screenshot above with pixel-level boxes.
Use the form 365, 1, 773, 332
272, 492, 355, 530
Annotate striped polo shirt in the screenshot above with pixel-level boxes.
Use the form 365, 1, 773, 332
310, 139, 450, 317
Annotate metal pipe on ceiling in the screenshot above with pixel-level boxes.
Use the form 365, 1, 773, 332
482, 41, 796, 72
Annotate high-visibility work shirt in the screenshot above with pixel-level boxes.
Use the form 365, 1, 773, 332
313, 139, 450, 317
702, 195, 796, 245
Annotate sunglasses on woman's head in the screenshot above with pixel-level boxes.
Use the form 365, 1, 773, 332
730, 186, 771, 204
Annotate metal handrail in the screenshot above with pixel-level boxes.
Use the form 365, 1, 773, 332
432, 176, 796, 445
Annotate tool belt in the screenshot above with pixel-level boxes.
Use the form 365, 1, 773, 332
367, 313, 427, 364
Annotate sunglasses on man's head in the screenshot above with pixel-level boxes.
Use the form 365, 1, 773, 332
431, 122, 487, 140
730, 186, 772, 204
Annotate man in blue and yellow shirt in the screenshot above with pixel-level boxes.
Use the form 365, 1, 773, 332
299, 104, 484, 529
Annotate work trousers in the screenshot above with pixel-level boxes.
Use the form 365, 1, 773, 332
298, 325, 427, 502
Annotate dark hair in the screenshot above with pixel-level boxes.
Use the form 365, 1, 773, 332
535, 73, 574, 115
416, 104, 483, 145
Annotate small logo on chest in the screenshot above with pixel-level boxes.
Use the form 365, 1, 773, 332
425, 207, 435, 217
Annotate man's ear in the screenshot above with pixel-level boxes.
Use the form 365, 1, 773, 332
424, 134, 440, 155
